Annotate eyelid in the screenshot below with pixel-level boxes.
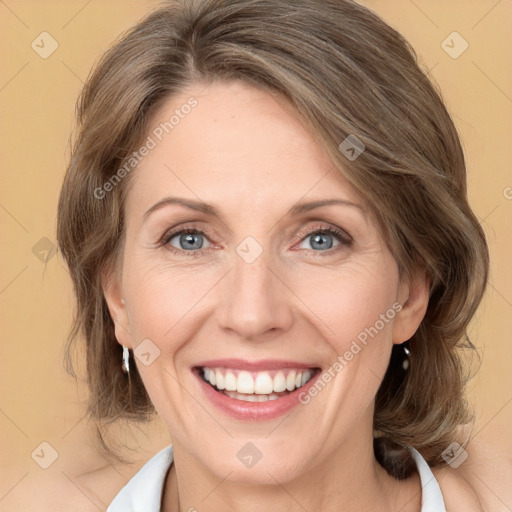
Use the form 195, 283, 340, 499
294, 223, 353, 245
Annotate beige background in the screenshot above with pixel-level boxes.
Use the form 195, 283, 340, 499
1, 0, 511, 510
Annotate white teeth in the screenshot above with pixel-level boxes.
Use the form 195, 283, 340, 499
254, 372, 274, 394
222, 390, 286, 402
224, 372, 237, 391
237, 371, 254, 394
286, 370, 296, 391
301, 370, 312, 386
201, 367, 315, 397
224, 390, 255, 402
273, 371, 287, 392
215, 369, 225, 390
203, 367, 218, 386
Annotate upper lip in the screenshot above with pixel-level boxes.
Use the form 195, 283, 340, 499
194, 358, 319, 371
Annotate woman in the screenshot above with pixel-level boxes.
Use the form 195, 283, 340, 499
56, 0, 510, 510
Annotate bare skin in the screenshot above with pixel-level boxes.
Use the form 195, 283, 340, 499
30, 435, 507, 511
99, 79, 512, 511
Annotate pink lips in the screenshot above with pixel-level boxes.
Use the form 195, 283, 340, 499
193, 358, 321, 421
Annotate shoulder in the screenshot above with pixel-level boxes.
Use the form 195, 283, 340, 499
432, 437, 512, 511
73, 463, 135, 508
5, 463, 132, 512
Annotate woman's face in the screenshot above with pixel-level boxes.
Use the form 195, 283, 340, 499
104, 79, 427, 484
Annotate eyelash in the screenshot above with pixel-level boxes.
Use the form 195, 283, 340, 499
159, 224, 352, 258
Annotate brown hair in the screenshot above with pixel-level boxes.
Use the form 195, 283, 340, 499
56, 0, 488, 478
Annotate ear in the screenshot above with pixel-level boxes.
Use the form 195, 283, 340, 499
101, 261, 132, 349
392, 267, 430, 344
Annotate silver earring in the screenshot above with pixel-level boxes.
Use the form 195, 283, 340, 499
402, 343, 410, 371
121, 345, 130, 374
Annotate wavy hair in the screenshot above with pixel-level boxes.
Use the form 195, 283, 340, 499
56, 0, 488, 478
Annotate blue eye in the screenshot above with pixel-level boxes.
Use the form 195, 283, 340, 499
302, 231, 337, 251
160, 224, 351, 257
297, 226, 351, 254
164, 228, 210, 254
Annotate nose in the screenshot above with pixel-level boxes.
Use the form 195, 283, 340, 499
216, 246, 294, 342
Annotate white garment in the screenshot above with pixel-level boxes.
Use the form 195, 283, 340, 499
107, 445, 446, 511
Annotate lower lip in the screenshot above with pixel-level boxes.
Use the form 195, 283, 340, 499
194, 369, 321, 421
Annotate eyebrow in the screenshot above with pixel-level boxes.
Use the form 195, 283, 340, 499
143, 196, 365, 221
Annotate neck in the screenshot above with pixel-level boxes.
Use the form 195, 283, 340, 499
162, 423, 421, 512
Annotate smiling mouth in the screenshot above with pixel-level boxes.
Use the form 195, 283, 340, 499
197, 366, 320, 402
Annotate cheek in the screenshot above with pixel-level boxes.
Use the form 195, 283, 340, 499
123, 246, 400, 357
293, 260, 400, 352
292, 262, 400, 434
120, 262, 203, 427
123, 258, 219, 339
120, 259, 224, 418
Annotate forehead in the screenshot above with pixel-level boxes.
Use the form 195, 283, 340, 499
125, 79, 364, 218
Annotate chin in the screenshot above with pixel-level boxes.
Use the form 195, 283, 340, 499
192, 436, 314, 486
